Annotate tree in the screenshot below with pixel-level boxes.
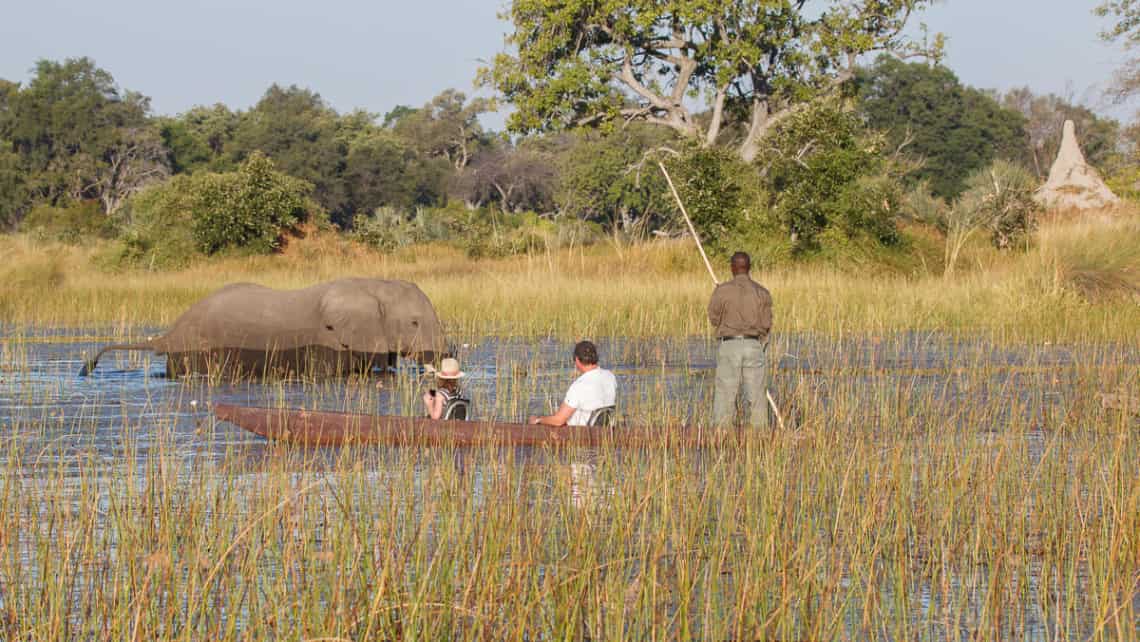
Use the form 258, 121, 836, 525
229, 85, 349, 220
159, 104, 239, 174
482, 0, 938, 161
994, 88, 1121, 178
857, 56, 1028, 198
458, 144, 557, 213
6, 58, 168, 216
1096, 1, 1140, 101
343, 129, 447, 214
763, 103, 901, 250
391, 89, 493, 170
0, 79, 24, 228
555, 126, 672, 234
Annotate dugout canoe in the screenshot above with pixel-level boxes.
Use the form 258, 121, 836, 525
212, 403, 733, 448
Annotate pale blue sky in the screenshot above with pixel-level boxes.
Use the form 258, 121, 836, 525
1, 0, 1133, 124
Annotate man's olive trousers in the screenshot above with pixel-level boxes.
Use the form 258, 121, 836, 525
712, 338, 769, 429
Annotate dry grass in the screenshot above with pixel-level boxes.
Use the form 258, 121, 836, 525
2, 211, 1139, 344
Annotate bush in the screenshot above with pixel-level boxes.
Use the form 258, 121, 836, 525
20, 200, 116, 244
958, 160, 1038, 250
668, 148, 760, 251
191, 152, 317, 255
762, 103, 904, 254
111, 175, 200, 269
110, 153, 321, 269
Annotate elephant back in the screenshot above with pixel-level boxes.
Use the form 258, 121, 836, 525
157, 282, 327, 354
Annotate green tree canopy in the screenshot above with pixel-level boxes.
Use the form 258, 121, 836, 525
159, 104, 239, 174
482, 0, 937, 161
856, 56, 1028, 198
229, 85, 349, 220
390, 89, 493, 169
4, 58, 168, 216
555, 125, 673, 234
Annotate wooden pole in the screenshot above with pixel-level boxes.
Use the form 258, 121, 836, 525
658, 162, 719, 286
657, 161, 785, 431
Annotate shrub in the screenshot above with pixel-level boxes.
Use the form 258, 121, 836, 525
20, 200, 116, 244
191, 152, 317, 255
111, 175, 200, 269
762, 103, 904, 254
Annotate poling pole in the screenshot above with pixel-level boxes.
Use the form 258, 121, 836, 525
657, 161, 785, 430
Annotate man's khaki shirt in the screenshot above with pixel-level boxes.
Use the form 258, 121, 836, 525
708, 274, 773, 340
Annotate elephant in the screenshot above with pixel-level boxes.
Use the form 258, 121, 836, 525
79, 278, 447, 378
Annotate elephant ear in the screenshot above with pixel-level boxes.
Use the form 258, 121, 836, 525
318, 286, 391, 353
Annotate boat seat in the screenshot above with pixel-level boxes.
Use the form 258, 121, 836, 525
587, 405, 616, 428
442, 397, 471, 421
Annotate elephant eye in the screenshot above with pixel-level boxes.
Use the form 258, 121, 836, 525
411, 320, 419, 327
325, 325, 334, 331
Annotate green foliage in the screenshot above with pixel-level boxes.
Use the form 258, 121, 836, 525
228, 85, 349, 221
191, 152, 316, 255
20, 200, 116, 244
0, 144, 24, 230
857, 57, 1029, 198
763, 104, 902, 252
351, 206, 432, 251
668, 148, 755, 252
389, 89, 493, 169
1105, 165, 1140, 201
555, 126, 672, 235
482, 0, 937, 159
158, 104, 238, 174
113, 174, 201, 269
5, 58, 163, 215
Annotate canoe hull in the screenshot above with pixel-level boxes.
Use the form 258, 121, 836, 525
212, 404, 732, 448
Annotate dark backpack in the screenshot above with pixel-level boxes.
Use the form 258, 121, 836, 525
442, 397, 471, 421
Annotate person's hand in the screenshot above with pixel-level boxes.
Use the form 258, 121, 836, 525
422, 392, 434, 406
528, 415, 540, 425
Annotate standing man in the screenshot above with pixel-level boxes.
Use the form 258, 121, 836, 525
708, 252, 773, 429
529, 340, 617, 426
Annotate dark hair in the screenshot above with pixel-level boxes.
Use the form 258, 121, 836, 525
573, 340, 599, 365
730, 251, 751, 270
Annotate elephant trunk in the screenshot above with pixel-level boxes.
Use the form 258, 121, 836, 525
78, 342, 154, 377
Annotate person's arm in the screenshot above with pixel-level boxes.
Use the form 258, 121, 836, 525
708, 286, 725, 328
758, 287, 773, 337
528, 403, 576, 426
423, 391, 444, 420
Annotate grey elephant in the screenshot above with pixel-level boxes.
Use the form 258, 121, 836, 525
79, 278, 447, 378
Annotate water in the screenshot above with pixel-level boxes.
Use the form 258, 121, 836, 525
0, 328, 1137, 639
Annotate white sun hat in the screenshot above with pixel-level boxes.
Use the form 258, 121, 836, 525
434, 357, 465, 379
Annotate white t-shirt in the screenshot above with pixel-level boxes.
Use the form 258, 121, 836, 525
563, 367, 617, 426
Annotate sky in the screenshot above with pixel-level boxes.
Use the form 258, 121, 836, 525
0, 0, 1134, 125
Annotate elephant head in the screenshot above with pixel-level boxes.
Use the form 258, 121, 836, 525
317, 279, 446, 363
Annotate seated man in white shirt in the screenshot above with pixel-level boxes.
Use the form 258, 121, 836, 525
528, 340, 617, 427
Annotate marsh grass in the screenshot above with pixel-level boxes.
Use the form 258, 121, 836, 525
0, 333, 1137, 640
2, 213, 1139, 342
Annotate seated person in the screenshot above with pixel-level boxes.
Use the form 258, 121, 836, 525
422, 357, 466, 420
528, 341, 616, 427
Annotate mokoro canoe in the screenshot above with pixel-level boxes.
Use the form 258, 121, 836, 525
212, 403, 736, 448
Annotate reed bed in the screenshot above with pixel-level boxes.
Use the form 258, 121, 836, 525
0, 332, 1136, 640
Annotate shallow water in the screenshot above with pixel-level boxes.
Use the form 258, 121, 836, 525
0, 328, 1136, 639
0, 328, 1136, 468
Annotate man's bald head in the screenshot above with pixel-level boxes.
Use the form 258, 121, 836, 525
730, 251, 751, 276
